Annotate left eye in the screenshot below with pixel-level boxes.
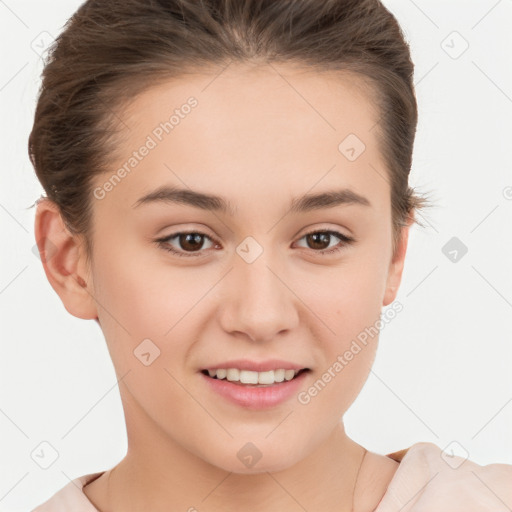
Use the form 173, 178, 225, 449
294, 230, 354, 255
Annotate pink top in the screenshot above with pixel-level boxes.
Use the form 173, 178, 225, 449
31, 442, 512, 511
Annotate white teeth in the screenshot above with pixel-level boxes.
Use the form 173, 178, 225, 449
205, 368, 303, 385
240, 370, 259, 384
226, 368, 240, 381
284, 369, 295, 381
273, 369, 285, 383
257, 370, 274, 385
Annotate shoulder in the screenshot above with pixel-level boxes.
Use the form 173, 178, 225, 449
375, 442, 512, 512
354, 449, 401, 511
31, 472, 104, 512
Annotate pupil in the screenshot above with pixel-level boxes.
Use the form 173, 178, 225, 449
181, 233, 203, 251
307, 232, 329, 250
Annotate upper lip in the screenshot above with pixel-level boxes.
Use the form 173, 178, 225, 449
201, 359, 310, 372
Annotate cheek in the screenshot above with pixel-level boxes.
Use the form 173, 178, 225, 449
92, 235, 213, 338
303, 254, 386, 343
295, 257, 384, 404
90, 245, 205, 426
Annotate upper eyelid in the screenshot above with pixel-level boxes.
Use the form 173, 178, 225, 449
159, 227, 351, 242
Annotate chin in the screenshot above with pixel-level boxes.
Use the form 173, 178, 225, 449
203, 443, 301, 474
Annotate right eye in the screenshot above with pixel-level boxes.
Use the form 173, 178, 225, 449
155, 231, 219, 258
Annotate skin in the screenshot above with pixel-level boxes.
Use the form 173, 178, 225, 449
35, 62, 412, 511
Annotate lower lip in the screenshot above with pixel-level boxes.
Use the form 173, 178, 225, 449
200, 370, 310, 410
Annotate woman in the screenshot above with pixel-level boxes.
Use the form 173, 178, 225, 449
29, 0, 512, 510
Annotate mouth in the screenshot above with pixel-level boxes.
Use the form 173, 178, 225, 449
199, 365, 312, 409
200, 368, 311, 387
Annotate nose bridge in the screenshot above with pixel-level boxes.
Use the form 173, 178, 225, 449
219, 246, 299, 341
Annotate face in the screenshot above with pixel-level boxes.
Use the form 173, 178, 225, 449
71, 63, 408, 473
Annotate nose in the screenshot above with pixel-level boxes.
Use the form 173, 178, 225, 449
217, 251, 300, 343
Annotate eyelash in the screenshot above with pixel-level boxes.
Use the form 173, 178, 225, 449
155, 229, 355, 258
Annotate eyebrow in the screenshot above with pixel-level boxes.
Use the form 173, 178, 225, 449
132, 185, 371, 215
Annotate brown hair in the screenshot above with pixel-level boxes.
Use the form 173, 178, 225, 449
29, 0, 430, 263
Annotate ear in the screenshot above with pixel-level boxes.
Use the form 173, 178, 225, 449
382, 217, 413, 307
34, 198, 98, 320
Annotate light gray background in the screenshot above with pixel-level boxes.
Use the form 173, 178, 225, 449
1, 1, 511, 510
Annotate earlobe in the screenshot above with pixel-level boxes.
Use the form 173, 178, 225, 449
382, 219, 413, 307
34, 198, 98, 320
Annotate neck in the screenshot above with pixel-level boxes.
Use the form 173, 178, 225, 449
90, 392, 367, 512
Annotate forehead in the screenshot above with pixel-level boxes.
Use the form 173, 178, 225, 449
96, 62, 388, 216
121, 62, 380, 145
